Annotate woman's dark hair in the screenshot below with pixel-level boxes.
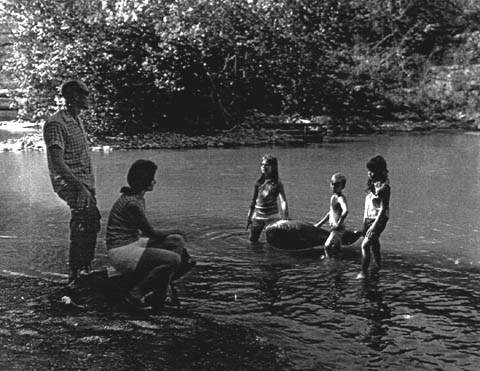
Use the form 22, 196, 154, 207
256, 154, 279, 185
121, 159, 158, 195
366, 155, 389, 191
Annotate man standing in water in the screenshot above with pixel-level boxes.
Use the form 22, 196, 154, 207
43, 79, 101, 286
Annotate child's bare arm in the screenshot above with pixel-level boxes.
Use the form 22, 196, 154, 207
246, 183, 259, 229
314, 212, 329, 228
337, 195, 349, 226
246, 208, 254, 229
367, 195, 388, 236
278, 191, 289, 219
278, 182, 289, 219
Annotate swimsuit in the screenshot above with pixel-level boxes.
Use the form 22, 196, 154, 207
363, 181, 390, 238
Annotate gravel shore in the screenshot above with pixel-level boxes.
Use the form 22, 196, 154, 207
0, 273, 290, 371
1, 117, 477, 153
0, 124, 304, 152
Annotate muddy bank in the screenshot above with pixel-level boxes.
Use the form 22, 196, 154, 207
0, 273, 290, 371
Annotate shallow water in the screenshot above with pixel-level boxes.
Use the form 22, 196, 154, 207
1, 132, 479, 370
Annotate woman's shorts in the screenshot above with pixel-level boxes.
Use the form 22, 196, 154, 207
108, 238, 148, 273
362, 218, 388, 239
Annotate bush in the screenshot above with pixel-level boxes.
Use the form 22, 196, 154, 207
0, 0, 477, 135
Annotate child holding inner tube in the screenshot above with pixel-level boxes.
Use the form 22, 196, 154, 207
246, 154, 289, 243
315, 173, 349, 258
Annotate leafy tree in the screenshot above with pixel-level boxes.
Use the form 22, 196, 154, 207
0, 0, 477, 135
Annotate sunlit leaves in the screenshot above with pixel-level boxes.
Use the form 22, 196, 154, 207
0, 0, 475, 134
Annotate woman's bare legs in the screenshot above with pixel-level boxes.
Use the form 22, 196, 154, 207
129, 245, 181, 307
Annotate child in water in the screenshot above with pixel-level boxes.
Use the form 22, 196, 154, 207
246, 154, 289, 242
315, 173, 349, 258
356, 155, 391, 279
106, 159, 195, 310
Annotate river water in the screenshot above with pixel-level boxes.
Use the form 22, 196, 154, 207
1, 132, 479, 370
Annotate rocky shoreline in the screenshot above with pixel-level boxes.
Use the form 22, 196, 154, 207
0, 123, 304, 152
0, 118, 478, 152
0, 273, 289, 371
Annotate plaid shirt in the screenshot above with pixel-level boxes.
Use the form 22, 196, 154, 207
43, 109, 95, 192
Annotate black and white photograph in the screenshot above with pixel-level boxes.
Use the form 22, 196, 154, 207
0, 1, 479, 370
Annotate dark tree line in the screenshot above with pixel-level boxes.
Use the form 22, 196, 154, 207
0, 0, 478, 135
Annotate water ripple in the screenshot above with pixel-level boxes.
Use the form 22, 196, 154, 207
173, 224, 480, 370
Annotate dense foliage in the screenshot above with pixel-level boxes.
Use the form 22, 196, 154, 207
0, 0, 479, 135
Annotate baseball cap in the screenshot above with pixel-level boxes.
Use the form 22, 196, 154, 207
61, 79, 89, 97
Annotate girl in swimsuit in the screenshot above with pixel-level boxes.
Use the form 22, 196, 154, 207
246, 154, 289, 243
357, 155, 391, 279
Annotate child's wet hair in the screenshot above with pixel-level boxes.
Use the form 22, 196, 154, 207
258, 154, 279, 183
366, 155, 388, 174
331, 173, 347, 188
366, 155, 389, 190
262, 154, 277, 166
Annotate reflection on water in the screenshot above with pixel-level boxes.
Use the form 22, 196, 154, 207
1, 132, 479, 370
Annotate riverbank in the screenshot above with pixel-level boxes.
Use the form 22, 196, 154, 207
1, 116, 478, 152
0, 272, 290, 371
0, 121, 304, 152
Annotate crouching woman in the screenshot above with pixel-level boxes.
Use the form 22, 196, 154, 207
106, 159, 189, 309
